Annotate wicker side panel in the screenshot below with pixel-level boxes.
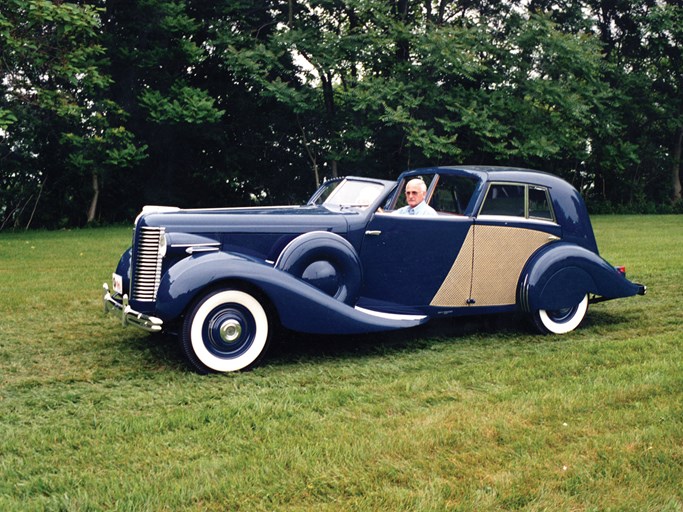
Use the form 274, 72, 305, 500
470, 226, 550, 306
431, 225, 551, 307
430, 228, 474, 307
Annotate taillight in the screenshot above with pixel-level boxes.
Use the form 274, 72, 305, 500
616, 265, 626, 276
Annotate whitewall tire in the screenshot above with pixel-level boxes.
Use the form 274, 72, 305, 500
180, 288, 271, 373
533, 294, 589, 334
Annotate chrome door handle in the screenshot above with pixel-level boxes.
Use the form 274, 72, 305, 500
365, 230, 382, 236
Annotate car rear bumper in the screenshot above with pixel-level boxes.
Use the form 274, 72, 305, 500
103, 283, 164, 333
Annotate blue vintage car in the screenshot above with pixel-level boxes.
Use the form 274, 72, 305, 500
103, 166, 646, 373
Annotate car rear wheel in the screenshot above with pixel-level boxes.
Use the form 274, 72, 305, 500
532, 294, 589, 334
180, 288, 271, 373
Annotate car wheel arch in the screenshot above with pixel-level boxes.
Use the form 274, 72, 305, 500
155, 252, 281, 324
518, 243, 599, 313
181, 278, 278, 319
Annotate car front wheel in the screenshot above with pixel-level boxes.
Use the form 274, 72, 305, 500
180, 288, 271, 373
532, 294, 589, 334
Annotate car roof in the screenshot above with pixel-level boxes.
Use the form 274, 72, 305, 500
403, 165, 569, 190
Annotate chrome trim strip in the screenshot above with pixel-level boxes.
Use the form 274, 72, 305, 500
476, 215, 559, 226
186, 246, 220, 254
354, 306, 427, 322
170, 242, 221, 248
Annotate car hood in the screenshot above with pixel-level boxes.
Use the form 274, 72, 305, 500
136, 204, 352, 234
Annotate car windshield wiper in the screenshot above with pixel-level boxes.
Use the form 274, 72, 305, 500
338, 204, 369, 210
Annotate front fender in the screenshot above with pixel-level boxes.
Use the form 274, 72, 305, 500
114, 247, 132, 295
155, 251, 427, 334
519, 242, 644, 312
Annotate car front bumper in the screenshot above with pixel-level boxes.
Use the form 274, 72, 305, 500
102, 283, 164, 333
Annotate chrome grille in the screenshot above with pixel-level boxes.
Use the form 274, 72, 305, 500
132, 227, 165, 302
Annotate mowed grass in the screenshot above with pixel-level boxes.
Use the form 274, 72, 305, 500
0, 216, 681, 511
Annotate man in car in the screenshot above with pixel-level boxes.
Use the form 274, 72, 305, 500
395, 178, 438, 216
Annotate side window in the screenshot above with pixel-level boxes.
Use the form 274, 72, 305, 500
429, 175, 478, 215
392, 175, 435, 210
529, 186, 554, 220
479, 183, 555, 221
480, 184, 525, 217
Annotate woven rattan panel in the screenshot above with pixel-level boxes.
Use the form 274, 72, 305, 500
431, 225, 551, 307
430, 228, 475, 307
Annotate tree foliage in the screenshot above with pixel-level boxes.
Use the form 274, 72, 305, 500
0, 0, 146, 228
1, 0, 680, 229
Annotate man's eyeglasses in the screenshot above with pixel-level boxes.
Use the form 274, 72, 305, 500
405, 191, 420, 196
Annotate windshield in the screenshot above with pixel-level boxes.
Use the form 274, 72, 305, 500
312, 179, 385, 210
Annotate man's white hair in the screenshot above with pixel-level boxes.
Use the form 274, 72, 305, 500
406, 178, 427, 193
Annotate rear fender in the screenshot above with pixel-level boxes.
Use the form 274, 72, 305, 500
519, 242, 643, 312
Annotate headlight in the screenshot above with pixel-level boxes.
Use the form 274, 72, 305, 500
159, 233, 168, 258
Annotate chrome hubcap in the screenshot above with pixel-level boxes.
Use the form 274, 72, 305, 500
219, 319, 242, 342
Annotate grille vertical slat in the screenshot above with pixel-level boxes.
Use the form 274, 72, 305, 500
131, 227, 165, 302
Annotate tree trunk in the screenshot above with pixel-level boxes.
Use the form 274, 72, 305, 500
673, 127, 682, 203
297, 117, 320, 187
87, 171, 99, 223
393, 0, 410, 62
25, 175, 46, 231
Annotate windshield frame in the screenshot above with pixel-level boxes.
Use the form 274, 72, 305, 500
308, 177, 393, 211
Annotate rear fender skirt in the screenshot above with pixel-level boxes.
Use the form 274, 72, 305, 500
518, 242, 644, 312
155, 252, 427, 334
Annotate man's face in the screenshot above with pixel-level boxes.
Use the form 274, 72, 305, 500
405, 181, 426, 208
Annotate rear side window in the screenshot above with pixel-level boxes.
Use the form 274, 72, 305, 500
528, 186, 553, 220
479, 183, 555, 221
480, 184, 525, 216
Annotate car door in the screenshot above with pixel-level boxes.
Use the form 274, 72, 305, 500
358, 213, 474, 308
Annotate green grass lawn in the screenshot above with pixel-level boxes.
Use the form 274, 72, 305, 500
1, 216, 681, 511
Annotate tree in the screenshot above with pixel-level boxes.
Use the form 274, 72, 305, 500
104, 0, 224, 210
0, 0, 145, 228
3, 0, 680, 226
535, 0, 682, 208
644, 1, 682, 203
